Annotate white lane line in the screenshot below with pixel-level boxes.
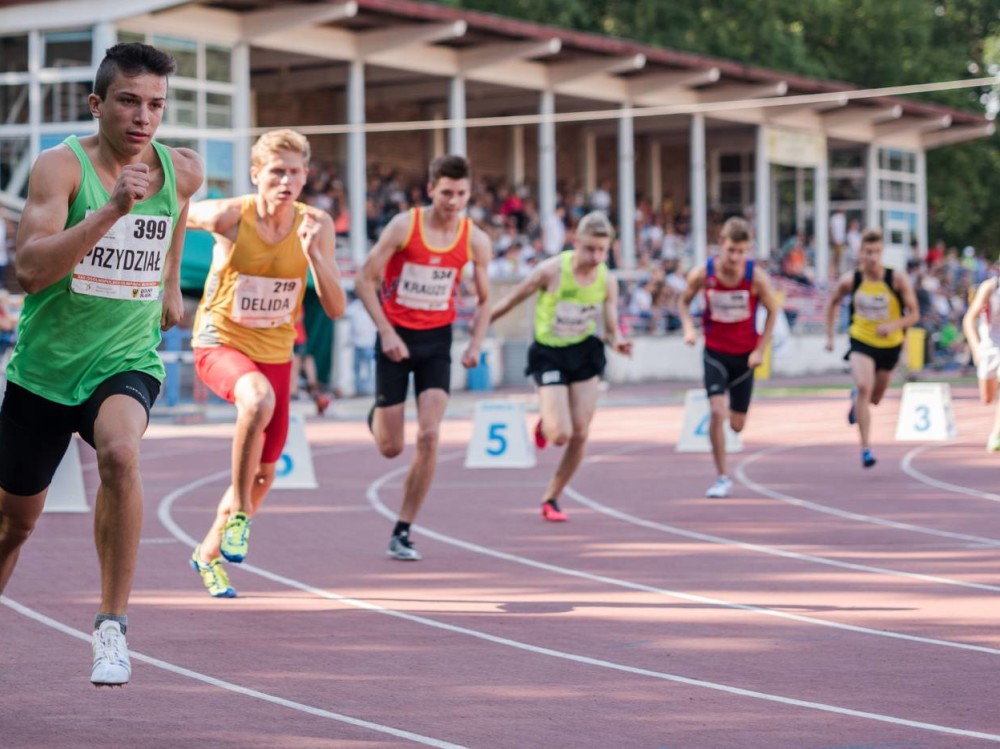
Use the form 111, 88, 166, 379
158, 457, 1000, 742
4, 445, 467, 749
734, 443, 1000, 547
0, 597, 466, 749
901, 444, 1000, 504
563, 483, 1000, 594
368, 452, 1000, 656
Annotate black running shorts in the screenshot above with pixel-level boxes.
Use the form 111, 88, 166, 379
375, 324, 452, 407
525, 335, 606, 387
847, 337, 902, 372
0, 371, 160, 496
703, 347, 754, 414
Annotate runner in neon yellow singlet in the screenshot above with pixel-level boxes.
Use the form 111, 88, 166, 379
491, 211, 632, 522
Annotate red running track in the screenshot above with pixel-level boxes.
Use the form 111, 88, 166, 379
2, 381, 999, 748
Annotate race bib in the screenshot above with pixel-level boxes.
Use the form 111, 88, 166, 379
71, 214, 172, 301
552, 300, 599, 337
855, 292, 890, 322
707, 289, 751, 323
231, 274, 301, 328
396, 262, 456, 311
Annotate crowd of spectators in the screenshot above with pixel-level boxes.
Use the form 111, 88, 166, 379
299, 162, 994, 359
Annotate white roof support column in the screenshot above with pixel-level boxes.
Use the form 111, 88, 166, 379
538, 89, 557, 233
347, 58, 367, 267
916, 148, 928, 256
510, 124, 525, 187
448, 75, 466, 156
231, 41, 252, 195
648, 139, 662, 214
583, 130, 597, 195
690, 113, 707, 266
28, 30, 41, 167
865, 143, 879, 229
92, 22, 116, 65
814, 148, 830, 282
617, 102, 636, 269
755, 124, 771, 260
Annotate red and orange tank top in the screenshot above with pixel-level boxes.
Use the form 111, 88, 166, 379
380, 207, 471, 330
192, 196, 309, 363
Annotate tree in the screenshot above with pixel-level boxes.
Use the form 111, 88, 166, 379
441, 0, 1000, 253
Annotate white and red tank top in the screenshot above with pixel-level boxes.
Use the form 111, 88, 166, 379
381, 207, 472, 330
703, 256, 759, 355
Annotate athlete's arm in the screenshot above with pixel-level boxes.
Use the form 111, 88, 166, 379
15, 146, 143, 294
161, 147, 204, 330
489, 255, 557, 323
355, 211, 411, 362
459, 228, 493, 369
186, 196, 243, 242
602, 272, 632, 356
824, 273, 853, 351
298, 208, 346, 320
749, 268, 779, 368
678, 265, 706, 346
882, 271, 920, 336
962, 279, 994, 362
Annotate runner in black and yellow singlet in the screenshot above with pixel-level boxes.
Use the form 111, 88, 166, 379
826, 227, 919, 467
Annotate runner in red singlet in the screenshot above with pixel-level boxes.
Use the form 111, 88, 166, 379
354, 155, 491, 561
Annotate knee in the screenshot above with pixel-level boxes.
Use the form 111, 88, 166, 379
96, 438, 141, 483
568, 427, 589, 446
236, 382, 276, 423
549, 427, 572, 446
0, 511, 37, 546
415, 425, 440, 454
729, 414, 747, 433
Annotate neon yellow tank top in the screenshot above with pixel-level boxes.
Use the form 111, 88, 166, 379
534, 251, 607, 347
849, 271, 904, 348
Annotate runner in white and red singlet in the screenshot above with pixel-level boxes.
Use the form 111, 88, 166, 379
679, 217, 780, 499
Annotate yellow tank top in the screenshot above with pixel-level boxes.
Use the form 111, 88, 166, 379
192, 196, 309, 362
849, 271, 904, 348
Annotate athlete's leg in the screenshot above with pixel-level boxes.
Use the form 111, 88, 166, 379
91, 394, 150, 616
196, 463, 277, 563
849, 353, 877, 448
537, 383, 572, 445
871, 367, 894, 406
980, 374, 998, 405
0, 490, 46, 593
397, 387, 448, 524
542, 377, 600, 501
229, 371, 276, 515
372, 402, 406, 458
707, 393, 729, 477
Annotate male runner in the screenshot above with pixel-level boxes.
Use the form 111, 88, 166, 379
962, 272, 1000, 449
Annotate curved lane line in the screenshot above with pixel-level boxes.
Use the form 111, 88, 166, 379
156, 459, 1000, 741
901, 444, 1000, 504
734, 443, 1000, 547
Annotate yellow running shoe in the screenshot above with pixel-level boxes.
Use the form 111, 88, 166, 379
219, 511, 251, 563
190, 549, 236, 598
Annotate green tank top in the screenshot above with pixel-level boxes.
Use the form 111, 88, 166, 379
534, 251, 608, 347
6, 135, 179, 405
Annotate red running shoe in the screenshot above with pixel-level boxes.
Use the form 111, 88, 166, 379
541, 499, 569, 522
534, 419, 547, 449
314, 392, 332, 416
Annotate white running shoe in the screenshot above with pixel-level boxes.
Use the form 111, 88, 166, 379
387, 532, 422, 561
705, 476, 732, 498
91, 620, 131, 686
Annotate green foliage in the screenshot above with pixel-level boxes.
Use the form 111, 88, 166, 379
440, 0, 1000, 252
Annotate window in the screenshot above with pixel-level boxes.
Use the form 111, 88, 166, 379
41, 80, 93, 123
879, 149, 916, 174
714, 150, 755, 217
117, 31, 145, 45
206, 139, 234, 197
206, 45, 231, 83
0, 35, 29, 73
0, 137, 30, 198
164, 88, 197, 127
206, 92, 232, 128
43, 29, 92, 69
152, 35, 197, 78
0, 84, 30, 125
